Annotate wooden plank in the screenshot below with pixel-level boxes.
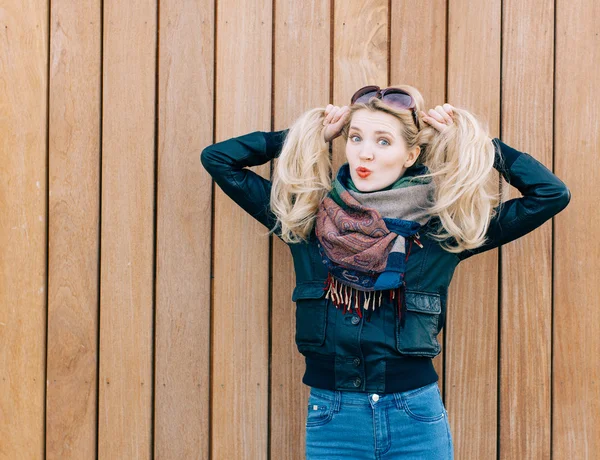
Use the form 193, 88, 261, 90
390, 0, 448, 394
553, 0, 600, 457
270, 1, 330, 458
332, 0, 388, 170
46, 1, 101, 458
499, 0, 554, 458
98, 1, 156, 458
211, 0, 272, 458
154, 1, 214, 458
0, 0, 48, 458
445, 0, 501, 458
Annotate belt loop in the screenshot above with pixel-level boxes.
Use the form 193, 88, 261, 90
333, 390, 342, 413
393, 391, 403, 410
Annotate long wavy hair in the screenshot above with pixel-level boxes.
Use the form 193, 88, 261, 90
269, 84, 503, 253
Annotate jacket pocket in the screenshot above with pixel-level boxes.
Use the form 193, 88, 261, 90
396, 290, 442, 358
293, 282, 328, 347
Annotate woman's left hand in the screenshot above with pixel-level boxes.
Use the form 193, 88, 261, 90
420, 104, 455, 133
323, 104, 351, 142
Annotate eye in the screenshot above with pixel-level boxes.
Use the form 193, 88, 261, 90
378, 138, 390, 146
350, 135, 361, 142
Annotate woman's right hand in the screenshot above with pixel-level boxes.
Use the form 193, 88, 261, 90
322, 104, 350, 142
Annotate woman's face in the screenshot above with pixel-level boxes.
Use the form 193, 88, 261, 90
345, 109, 419, 192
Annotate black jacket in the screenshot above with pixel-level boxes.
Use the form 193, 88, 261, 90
201, 130, 571, 393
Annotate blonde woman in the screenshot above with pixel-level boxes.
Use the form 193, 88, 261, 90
201, 85, 571, 459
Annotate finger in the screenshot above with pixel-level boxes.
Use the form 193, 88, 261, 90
323, 106, 335, 124
323, 104, 334, 123
342, 106, 351, 122
435, 105, 453, 124
325, 107, 336, 125
428, 108, 444, 123
442, 103, 454, 115
422, 116, 447, 133
331, 105, 350, 124
330, 107, 343, 123
324, 106, 340, 125
330, 114, 349, 133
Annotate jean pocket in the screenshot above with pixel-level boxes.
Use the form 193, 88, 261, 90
400, 383, 446, 422
306, 391, 334, 427
293, 283, 328, 348
396, 290, 442, 358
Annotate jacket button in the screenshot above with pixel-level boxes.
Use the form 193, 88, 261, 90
353, 377, 362, 388
351, 316, 360, 325
353, 357, 361, 367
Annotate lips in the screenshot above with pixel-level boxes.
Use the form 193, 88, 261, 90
356, 166, 372, 178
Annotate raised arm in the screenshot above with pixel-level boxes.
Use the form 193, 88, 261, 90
457, 138, 571, 261
200, 129, 288, 234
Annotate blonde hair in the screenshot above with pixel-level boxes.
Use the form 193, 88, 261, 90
269, 108, 332, 244
270, 84, 503, 253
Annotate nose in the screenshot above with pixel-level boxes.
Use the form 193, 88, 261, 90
358, 145, 374, 161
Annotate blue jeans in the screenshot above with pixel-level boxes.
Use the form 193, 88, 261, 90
305, 382, 454, 459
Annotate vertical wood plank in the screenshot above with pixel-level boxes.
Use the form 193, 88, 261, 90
0, 1, 597, 458
0, 0, 48, 457
154, 0, 214, 458
554, 0, 600, 457
46, 1, 101, 458
389, 0, 448, 393
499, 0, 554, 458
212, 0, 272, 458
332, 0, 388, 169
271, 1, 330, 458
99, 1, 157, 458
445, 0, 501, 458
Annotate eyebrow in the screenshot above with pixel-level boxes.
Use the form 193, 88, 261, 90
349, 126, 395, 136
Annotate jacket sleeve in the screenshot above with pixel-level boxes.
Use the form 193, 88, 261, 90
200, 129, 288, 235
457, 138, 571, 261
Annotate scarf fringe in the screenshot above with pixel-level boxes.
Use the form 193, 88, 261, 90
323, 272, 407, 324
322, 233, 420, 324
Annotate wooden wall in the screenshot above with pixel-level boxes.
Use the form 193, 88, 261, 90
0, 0, 597, 458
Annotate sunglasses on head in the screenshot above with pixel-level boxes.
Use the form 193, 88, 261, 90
350, 85, 421, 130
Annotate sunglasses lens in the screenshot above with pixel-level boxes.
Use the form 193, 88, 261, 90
353, 90, 378, 104
382, 91, 413, 109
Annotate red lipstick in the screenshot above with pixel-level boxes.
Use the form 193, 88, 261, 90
356, 166, 372, 178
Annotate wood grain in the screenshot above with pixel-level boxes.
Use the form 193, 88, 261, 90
154, 0, 214, 458
211, 0, 272, 458
271, 1, 331, 458
0, 0, 48, 458
332, 0, 388, 170
46, 1, 101, 458
445, 0, 502, 458
499, 0, 554, 458
553, 0, 600, 457
98, 1, 156, 458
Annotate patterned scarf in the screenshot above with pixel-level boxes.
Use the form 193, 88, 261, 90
315, 162, 435, 323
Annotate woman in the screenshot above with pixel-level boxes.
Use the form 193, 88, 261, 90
201, 84, 571, 459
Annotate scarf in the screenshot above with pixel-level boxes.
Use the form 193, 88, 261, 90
315, 162, 436, 324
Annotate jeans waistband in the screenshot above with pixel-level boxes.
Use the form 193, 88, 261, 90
309, 381, 439, 409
